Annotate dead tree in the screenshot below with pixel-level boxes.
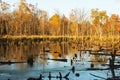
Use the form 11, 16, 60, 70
109, 49, 116, 78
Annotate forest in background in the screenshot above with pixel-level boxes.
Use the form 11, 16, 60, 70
0, 0, 120, 46
0, 0, 120, 75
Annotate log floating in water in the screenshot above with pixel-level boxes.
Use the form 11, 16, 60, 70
76, 68, 110, 71
86, 68, 110, 70
89, 73, 106, 79
90, 52, 120, 56
48, 58, 67, 62
88, 60, 105, 62
101, 64, 120, 68
0, 61, 26, 65
40, 57, 67, 62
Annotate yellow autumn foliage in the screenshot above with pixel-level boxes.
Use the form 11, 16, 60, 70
70, 23, 77, 35
91, 9, 108, 25
49, 14, 60, 35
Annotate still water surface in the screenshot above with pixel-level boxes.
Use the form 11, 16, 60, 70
0, 41, 119, 80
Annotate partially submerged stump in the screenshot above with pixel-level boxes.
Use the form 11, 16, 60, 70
27, 55, 34, 67
106, 76, 120, 80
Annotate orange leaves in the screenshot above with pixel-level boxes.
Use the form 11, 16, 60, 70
103, 13, 120, 35
109, 14, 119, 23
110, 14, 120, 32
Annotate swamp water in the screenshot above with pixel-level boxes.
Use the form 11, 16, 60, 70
0, 41, 120, 80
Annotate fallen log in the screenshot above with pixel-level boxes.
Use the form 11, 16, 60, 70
48, 58, 67, 62
86, 68, 110, 70
40, 57, 67, 62
90, 53, 120, 56
0, 61, 26, 65
89, 73, 106, 79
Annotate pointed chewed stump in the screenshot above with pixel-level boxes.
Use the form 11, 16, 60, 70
48, 72, 52, 80
27, 72, 70, 80
106, 77, 120, 80
70, 59, 73, 66
75, 73, 80, 77
48, 72, 70, 80
27, 55, 34, 67
74, 54, 77, 58
71, 66, 75, 74
27, 74, 43, 80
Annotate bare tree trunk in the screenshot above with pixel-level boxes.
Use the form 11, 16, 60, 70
109, 49, 116, 78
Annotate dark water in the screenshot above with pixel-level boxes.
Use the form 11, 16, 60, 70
0, 41, 120, 80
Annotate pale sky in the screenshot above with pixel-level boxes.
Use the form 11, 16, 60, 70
3, 0, 120, 17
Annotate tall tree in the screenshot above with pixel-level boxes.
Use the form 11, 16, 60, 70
49, 14, 60, 36
91, 9, 108, 39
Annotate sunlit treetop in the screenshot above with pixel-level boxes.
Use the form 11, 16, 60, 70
109, 14, 119, 22
49, 13, 60, 28
91, 8, 108, 25
18, 0, 31, 13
